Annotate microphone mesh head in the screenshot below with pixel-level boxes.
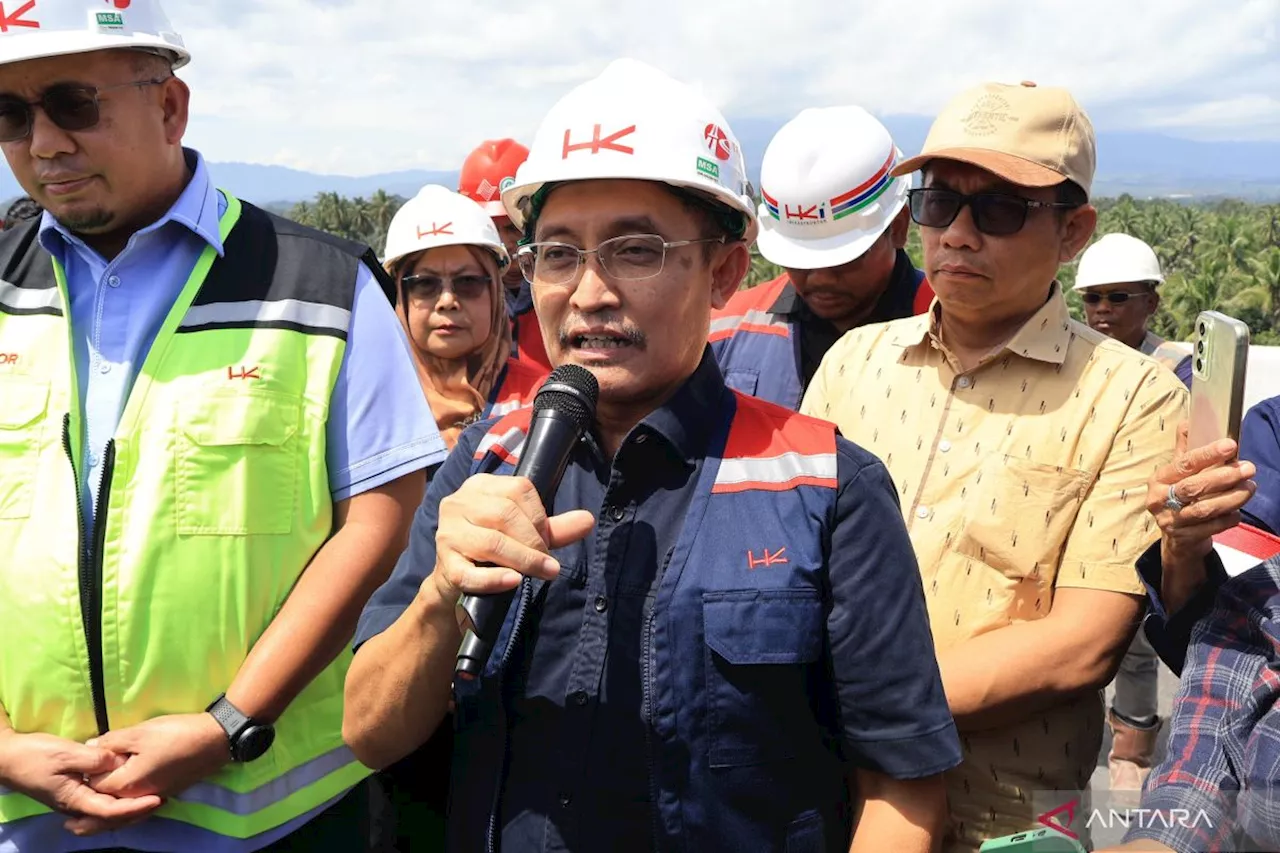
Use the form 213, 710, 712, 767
532, 364, 599, 431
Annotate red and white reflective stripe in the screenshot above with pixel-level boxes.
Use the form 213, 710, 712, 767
488, 398, 528, 419
1212, 524, 1280, 577
473, 426, 527, 464
708, 310, 789, 342
712, 451, 837, 494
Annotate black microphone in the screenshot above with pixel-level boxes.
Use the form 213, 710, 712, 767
455, 364, 599, 680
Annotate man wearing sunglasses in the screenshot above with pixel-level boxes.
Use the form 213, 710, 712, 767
346, 58, 961, 853
1075, 233, 1192, 388
710, 106, 934, 410
801, 81, 1189, 852
0, 2, 445, 851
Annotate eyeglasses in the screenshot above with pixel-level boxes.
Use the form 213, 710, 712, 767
908, 188, 1079, 236
516, 233, 726, 286
0, 77, 171, 142
401, 273, 492, 302
1081, 290, 1151, 305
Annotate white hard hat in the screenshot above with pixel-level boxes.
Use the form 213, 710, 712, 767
383, 185, 510, 272
501, 58, 758, 243
755, 106, 910, 270
1074, 233, 1164, 290
0, 0, 189, 69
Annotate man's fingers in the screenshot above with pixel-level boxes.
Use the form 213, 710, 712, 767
62, 782, 161, 822
1173, 463, 1256, 505
1166, 438, 1238, 482
462, 497, 550, 555
86, 728, 140, 757
437, 551, 526, 598
545, 510, 596, 549
1165, 512, 1244, 546
1169, 487, 1256, 527
1174, 422, 1189, 458
54, 742, 127, 778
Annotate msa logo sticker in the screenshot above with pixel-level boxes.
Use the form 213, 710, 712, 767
696, 157, 719, 181
96, 11, 124, 28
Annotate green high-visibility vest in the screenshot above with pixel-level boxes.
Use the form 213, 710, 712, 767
0, 195, 383, 840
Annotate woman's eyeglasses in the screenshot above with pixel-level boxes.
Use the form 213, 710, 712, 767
401, 273, 492, 302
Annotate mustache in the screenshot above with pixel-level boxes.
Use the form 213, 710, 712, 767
558, 316, 648, 350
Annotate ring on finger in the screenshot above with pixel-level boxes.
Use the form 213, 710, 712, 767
1164, 483, 1187, 512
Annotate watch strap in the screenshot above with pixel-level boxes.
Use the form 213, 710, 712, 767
206, 693, 250, 742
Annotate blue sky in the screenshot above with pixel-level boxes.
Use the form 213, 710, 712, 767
168, 0, 1280, 176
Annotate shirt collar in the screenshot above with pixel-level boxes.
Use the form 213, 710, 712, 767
895, 282, 1074, 365
625, 347, 727, 468
38, 147, 226, 259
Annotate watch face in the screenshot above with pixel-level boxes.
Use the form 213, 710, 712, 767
234, 724, 275, 762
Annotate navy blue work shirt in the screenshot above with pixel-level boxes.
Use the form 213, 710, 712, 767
356, 349, 960, 852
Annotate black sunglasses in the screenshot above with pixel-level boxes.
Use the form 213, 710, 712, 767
401, 272, 492, 302
0, 77, 171, 142
908, 187, 1079, 236
1081, 290, 1152, 305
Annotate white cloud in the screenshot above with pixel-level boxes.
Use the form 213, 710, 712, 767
167, 0, 1280, 175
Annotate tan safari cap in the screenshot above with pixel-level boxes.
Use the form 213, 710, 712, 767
892, 81, 1097, 198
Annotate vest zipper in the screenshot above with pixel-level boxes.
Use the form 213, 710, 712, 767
485, 577, 534, 853
60, 413, 112, 735
642, 547, 675, 852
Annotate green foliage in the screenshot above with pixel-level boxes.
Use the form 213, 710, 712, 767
286, 190, 1280, 342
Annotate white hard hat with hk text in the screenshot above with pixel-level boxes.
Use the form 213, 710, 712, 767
755, 106, 911, 270
1074, 233, 1165, 290
0, 0, 189, 69
501, 58, 758, 243
383, 185, 511, 273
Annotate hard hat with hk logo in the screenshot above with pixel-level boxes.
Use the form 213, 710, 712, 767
0, 0, 189, 69
756, 106, 911, 270
500, 58, 758, 243
383, 185, 510, 273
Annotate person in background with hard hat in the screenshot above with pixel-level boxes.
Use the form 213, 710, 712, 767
458, 138, 552, 372
710, 107, 933, 410
382, 185, 546, 452
801, 81, 1188, 852
0, 2, 446, 851
1073, 232, 1190, 797
345, 58, 960, 853
1076, 232, 1192, 387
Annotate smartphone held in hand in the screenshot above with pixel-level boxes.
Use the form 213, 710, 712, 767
1188, 310, 1249, 449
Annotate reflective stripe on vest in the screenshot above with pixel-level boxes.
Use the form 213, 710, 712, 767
483, 358, 548, 420
453, 390, 847, 851
1214, 523, 1280, 577
0, 196, 370, 842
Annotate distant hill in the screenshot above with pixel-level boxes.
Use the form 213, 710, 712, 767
1, 124, 1276, 205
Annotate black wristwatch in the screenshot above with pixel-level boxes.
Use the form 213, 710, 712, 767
206, 694, 275, 762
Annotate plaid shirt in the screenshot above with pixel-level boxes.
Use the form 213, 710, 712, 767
1131, 548, 1280, 852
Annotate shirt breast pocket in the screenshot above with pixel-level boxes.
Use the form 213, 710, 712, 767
174, 391, 301, 535
0, 378, 49, 520
703, 588, 823, 768
721, 368, 759, 397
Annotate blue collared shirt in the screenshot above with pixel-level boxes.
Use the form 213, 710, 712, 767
356, 350, 961, 852
38, 149, 445, 531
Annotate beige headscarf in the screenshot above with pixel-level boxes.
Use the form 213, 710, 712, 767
391, 245, 513, 449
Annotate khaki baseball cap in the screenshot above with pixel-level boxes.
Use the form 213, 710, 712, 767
893, 81, 1096, 198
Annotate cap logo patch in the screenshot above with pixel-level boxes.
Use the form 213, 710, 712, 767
562, 124, 636, 158
704, 123, 732, 161
962, 94, 1020, 136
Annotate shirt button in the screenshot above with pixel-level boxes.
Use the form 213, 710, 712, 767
99, 362, 111, 374
569, 690, 588, 707
106, 275, 121, 288
939, 440, 952, 453
634, 434, 648, 444
916, 505, 930, 519
87, 452, 98, 468
594, 595, 608, 613
558, 793, 573, 808
607, 505, 625, 522
956, 376, 972, 389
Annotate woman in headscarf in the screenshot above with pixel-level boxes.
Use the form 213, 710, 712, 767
382, 185, 546, 450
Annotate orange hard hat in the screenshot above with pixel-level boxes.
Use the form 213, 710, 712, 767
458, 138, 530, 218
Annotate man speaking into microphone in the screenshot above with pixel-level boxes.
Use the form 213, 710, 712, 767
343, 59, 961, 853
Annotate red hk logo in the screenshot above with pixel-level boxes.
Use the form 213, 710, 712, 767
0, 1, 39, 32
704, 123, 731, 161
417, 222, 453, 238
785, 204, 822, 221
561, 124, 636, 158
227, 365, 261, 381
747, 547, 789, 569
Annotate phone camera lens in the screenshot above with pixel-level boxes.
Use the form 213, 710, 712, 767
1197, 340, 1205, 354
1198, 322, 1207, 337
1195, 357, 1204, 373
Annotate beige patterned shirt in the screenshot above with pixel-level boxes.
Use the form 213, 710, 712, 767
801, 285, 1188, 851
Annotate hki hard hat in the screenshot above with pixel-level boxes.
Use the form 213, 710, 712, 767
383, 184, 511, 273
459, 138, 530, 219
1074, 233, 1165, 290
501, 58, 758, 243
756, 106, 910, 270
0, 0, 189, 69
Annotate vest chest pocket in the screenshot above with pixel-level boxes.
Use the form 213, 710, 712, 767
722, 368, 759, 397
703, 588, 824, 768
0, 378, 49, 520
175, 392, 301, 535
